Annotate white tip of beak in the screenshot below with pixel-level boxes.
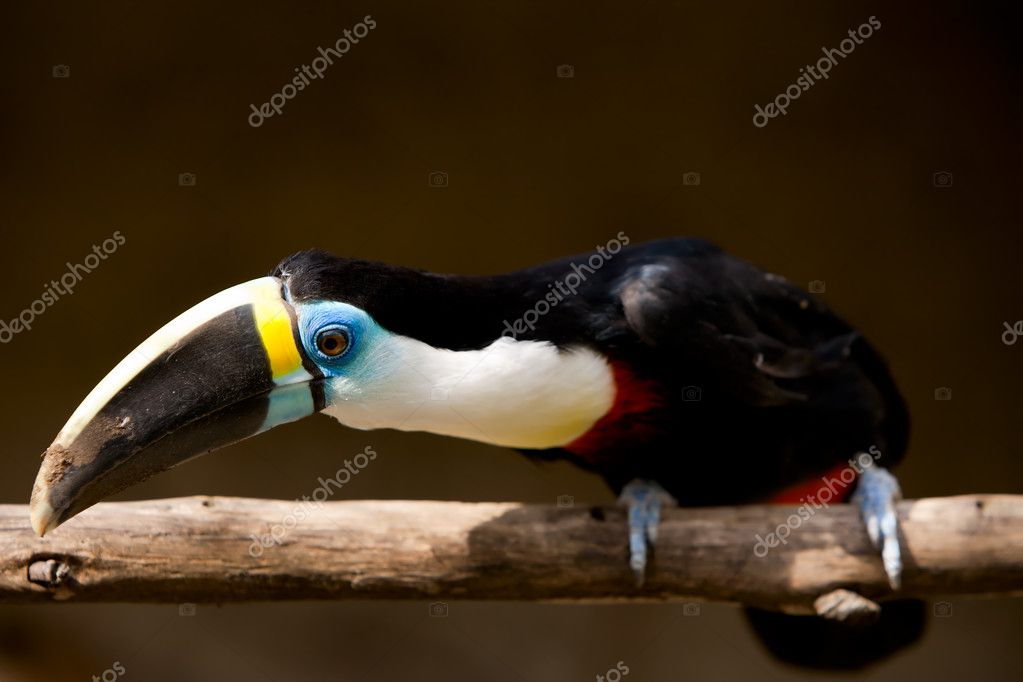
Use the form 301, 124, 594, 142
30, 458, 62, 536
29, 497, 56, 537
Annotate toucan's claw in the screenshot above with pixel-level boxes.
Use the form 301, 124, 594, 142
618, 479, 676, 586
852, 466, 903, 590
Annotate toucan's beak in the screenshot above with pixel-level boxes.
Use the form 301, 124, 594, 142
30, 276, 323, 536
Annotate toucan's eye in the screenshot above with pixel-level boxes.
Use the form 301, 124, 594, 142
315, 327, 350, 358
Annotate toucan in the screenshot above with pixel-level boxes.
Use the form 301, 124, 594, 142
30, 237, 924, 668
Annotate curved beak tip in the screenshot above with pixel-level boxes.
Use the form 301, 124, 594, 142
30, 445, 70, 537
29, 499, 56, 537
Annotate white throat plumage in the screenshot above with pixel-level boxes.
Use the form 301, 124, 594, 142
321, 335, 615, 449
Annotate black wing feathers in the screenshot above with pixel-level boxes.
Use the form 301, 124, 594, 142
617, 244, 908, 468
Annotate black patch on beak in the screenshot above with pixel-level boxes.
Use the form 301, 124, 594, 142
36, 304, 278, 528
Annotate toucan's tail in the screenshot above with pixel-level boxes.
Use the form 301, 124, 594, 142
743, 600, 927, 669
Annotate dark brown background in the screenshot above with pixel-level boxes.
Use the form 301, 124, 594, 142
2, 1, 1021, 680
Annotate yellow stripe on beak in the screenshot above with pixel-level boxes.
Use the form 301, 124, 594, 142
250, 281, 305, 382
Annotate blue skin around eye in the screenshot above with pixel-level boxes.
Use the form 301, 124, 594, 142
259, 299, 386, 431
292, 300, 389, 380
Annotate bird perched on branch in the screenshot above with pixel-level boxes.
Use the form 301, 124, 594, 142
30, 237, 922, 668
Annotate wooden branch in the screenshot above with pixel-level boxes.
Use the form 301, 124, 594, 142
1, 495, 1021, 612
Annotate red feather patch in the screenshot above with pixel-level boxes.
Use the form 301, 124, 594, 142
768, 462, 858, 504
564, 361, 663, 461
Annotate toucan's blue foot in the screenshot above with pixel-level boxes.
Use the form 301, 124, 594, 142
617, 479, 677, 585
852, 466, 903, 589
